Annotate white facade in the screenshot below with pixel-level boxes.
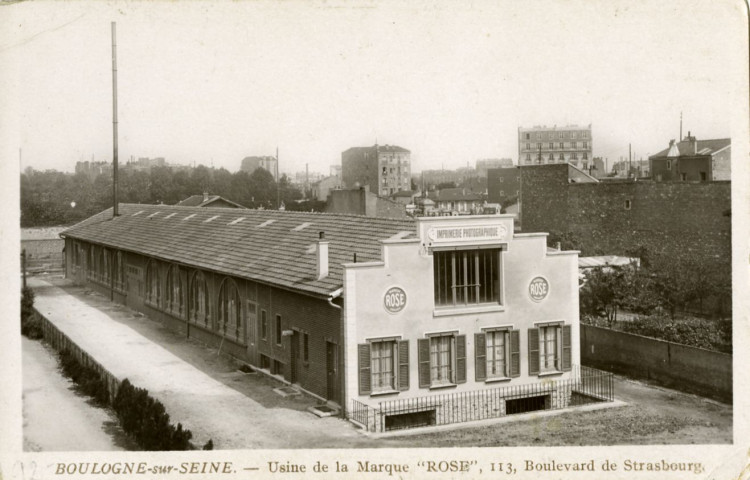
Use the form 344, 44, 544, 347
342, 215, 582, 431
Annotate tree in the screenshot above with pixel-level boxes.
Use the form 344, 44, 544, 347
247, 168, 276, 208
580, 266, 636, 327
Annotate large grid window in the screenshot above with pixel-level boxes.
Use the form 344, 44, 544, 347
433, 249, 501, 307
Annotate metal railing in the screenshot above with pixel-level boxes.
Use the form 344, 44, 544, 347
350, 365, 613, 432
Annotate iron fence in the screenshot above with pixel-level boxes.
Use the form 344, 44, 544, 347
350, 365, 614, 432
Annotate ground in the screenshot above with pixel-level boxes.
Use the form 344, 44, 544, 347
25, 275, 732, 449
22, 337, 137, 451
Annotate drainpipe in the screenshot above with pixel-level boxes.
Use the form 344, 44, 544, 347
327, 288, 344, 417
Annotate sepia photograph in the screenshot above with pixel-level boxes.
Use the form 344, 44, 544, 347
1, 0, 748, 478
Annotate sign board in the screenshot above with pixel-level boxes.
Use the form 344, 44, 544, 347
528, 276, 549, 302
427, 224, 508, 243
383, 286, 407, 314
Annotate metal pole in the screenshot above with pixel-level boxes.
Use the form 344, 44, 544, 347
628, 143, 632, 179
112, 22, 119, 218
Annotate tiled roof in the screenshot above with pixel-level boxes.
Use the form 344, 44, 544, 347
176, 195, 245, 208
61, 204, 417, 297
650, 138, 730, 158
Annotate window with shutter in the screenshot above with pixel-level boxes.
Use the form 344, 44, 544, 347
528, 328, 540, 375
474, 333, 486, 381
398, 340, 409, 391
455, 335, 466, 384
418, 338, 431, 388
510, 329, 520, 377
358, 343, 371, 395
562, 325, 572, 371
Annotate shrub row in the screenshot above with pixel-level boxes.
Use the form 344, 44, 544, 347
113, 379, 193, 451
619, 315, 732, 354
21, 287, 43, 339
57, 349, 213, 450
59, 349, 110, 405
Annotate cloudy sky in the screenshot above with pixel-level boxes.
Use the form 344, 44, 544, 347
1, 0, 745, 176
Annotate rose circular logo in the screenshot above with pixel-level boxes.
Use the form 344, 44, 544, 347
528, 276, 549, 302
383, 287, 407, 313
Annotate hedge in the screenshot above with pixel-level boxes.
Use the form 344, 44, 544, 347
21, 287, 43, 339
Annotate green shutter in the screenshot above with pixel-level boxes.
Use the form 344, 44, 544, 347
398, 340, 409, 391
358, 343, 371, 395
474, 333, 487, 381
455, 334, 467, 384
562, 325, 572, 371
418, 338, 431, 388
510, 329, 520, 377
528, 328, 540, 375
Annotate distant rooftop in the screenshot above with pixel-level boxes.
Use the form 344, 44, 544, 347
650, 137, 730, 158
176, 194, 246, 208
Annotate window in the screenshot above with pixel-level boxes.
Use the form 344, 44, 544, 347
582, 152, 588, 160
114, 251, 125, 291
525, 143, 530, 150
548, 154, 554, 161
582, 131, 588, 138
525, 154, 531, 162
624, 200, 632, 210
275, 314, 282, 345
418, 334, 466, 388
571, 141, 577, 149
145, 261, 161, 306
358, 339, 408, 394
571, 132, 577, 139
583, 141, 588, 149
189, 271, 210, 328
700, 172, 707, 181
475, 329, 520, 381
549, 142, 554, 149
559, 153, 565, 161
536, 133, 541, 140
528, 324, 571, 375
559, 142, 564, 149
261, 310, 268, 340
536, 142, 542, 150
571, 153, 578, 160
525, 133, 530, 140
217, 279, 242, 341
680, 173, 687, 181
667, 160, 672, 169
559, 132, 564, 139
165, 265, 185, 317
433, 248, 501, 308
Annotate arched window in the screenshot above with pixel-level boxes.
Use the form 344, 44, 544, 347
100, 248, 110, 283
145, 260, 161, 306
189, 271, 210, 328
114, 251, 126, 291
165, 264, 185, 317
217, 279, 242, 343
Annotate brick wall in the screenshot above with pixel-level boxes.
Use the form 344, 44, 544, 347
520, 164, 731, 270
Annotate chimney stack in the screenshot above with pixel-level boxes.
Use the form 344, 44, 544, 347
317, 231, 329, 279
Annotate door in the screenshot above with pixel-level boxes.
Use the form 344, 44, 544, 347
290, 331, 299, 384
326, 341, 339, 403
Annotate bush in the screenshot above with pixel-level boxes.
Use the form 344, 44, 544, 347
113, 379, 194, 450
58, 349, 110, 405
21, 287, 43, 339
619, 315, 731, 354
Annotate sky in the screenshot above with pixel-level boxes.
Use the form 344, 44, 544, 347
0, 0, 746, 176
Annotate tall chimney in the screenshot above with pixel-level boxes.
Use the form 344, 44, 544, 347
317, 231, 329, 279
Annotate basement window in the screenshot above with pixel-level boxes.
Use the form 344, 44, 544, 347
506, 394, 550, 415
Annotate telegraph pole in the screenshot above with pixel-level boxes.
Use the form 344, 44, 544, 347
111, 22, 119, 218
